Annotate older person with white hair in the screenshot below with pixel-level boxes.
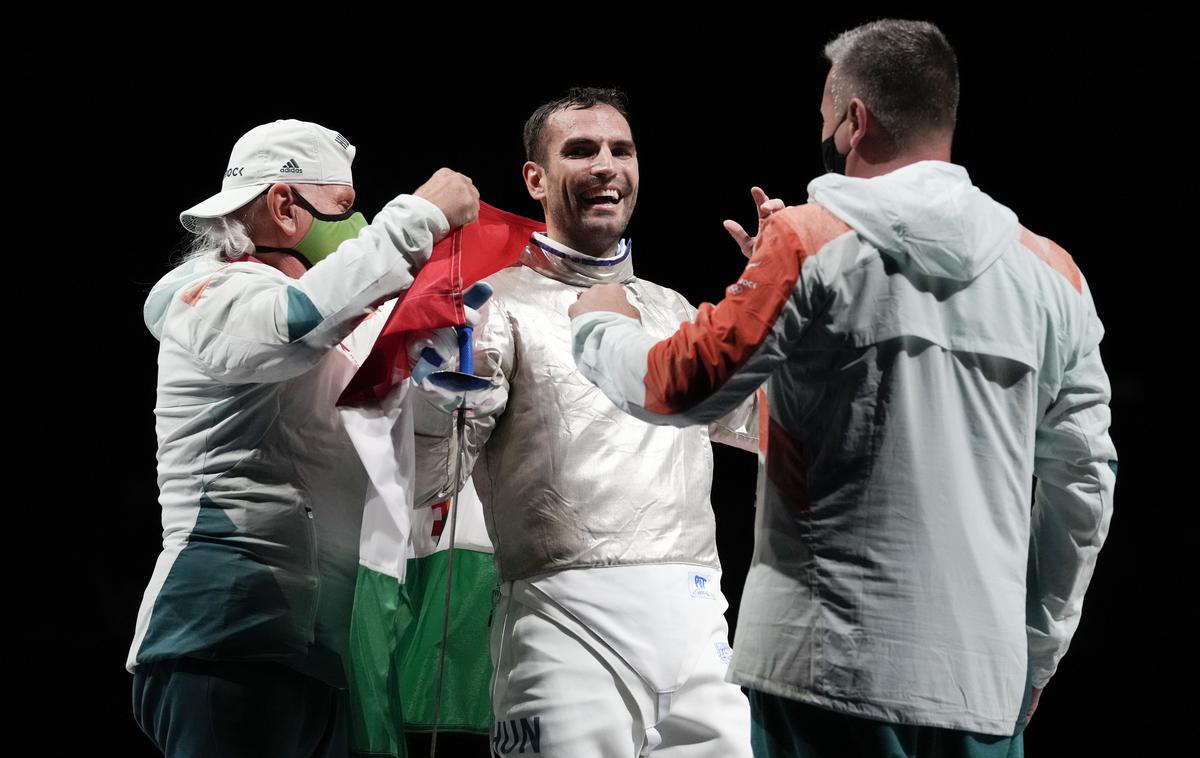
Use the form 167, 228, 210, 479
127, 119, 478, 757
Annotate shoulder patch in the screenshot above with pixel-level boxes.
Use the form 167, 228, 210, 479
1019, 227, 1082, 293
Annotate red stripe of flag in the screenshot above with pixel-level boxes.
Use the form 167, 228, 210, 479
339, 201, 544, 406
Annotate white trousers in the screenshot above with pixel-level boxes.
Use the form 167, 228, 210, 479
489, 565, 752, 757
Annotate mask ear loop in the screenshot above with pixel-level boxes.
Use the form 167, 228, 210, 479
252, 187, 355, 269
239, 186, 316, 269
290, 187, 357, 221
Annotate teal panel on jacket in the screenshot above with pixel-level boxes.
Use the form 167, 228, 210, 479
137, 495, 298, 664
286, 286, 322, 342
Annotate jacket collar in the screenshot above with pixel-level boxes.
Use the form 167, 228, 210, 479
520, 232, 635, 286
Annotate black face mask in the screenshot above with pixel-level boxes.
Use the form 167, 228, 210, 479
821, 113, 848, 174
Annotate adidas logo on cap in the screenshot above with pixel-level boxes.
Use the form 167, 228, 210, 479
280, 158, 303, 174
334, 133, 350, 150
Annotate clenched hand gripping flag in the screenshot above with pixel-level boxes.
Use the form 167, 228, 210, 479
338, 203, 544, 757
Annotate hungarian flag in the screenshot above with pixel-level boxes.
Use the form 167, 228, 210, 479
395, 479, 497, 736
340, 202, 543, 757
347, 481, 498, 754
341, 201, 545, 406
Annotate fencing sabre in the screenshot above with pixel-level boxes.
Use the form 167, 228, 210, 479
424, 283, 493, 758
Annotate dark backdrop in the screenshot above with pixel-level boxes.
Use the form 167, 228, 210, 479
20, 6, 1189, 756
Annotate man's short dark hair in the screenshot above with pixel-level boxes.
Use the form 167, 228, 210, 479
823, 19, 959, 149
523, 87, 632, 164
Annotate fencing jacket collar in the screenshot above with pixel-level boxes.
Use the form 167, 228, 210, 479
522, 231, 635, 286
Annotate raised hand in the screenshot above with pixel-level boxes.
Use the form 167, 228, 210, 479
722, 186, 785, 258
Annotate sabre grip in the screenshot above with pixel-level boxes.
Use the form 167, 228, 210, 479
456, 326, 475, 376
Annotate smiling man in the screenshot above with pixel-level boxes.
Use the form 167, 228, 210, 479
413, 88, 761, 757
524, 96, 638, 255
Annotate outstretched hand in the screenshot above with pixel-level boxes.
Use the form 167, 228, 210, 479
723, 186, 785, 258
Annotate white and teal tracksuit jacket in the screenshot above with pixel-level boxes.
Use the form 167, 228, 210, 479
127, 194, 447, 687
571, 161, 1117, 735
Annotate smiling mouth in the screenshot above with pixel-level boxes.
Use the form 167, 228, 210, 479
581, 188, 622, 207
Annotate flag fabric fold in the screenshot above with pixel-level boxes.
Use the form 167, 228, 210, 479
340, 202, 545, 407
397, 480, 497, 734
341, 202, 542, 757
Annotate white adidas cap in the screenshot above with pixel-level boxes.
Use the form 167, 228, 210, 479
179, 119, 356, 232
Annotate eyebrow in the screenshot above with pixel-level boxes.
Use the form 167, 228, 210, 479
559, 137, 637, 152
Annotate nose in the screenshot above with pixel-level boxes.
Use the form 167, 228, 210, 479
590, 146, 617, 179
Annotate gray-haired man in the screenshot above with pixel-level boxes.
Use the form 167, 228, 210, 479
570, 20, 1116, 758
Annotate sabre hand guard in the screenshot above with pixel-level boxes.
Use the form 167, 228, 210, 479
409, 282, 494, 383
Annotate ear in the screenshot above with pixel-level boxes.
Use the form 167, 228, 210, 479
523, 160, 547, 202
846, 98, 870, 151
264, 182, 301, 237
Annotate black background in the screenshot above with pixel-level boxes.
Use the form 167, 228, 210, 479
20, 5, 1191, 756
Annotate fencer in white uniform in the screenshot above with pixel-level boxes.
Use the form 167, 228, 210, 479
413, 90, 760, 757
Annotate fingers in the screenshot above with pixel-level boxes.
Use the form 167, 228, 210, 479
414, 168, 480, 229
1026, 687, 1043, 723
464, 282, 493, 309
723, 219, 754, 259
748, 185, 785, 221
751, 186, 770, 217
455, 173, 480, 226
760, 198, 785, 214
723, 219, 750, 245
568, 283, 640, 321
409, 328, 460, 384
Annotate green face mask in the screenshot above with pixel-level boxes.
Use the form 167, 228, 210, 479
258, 189, 367, 268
